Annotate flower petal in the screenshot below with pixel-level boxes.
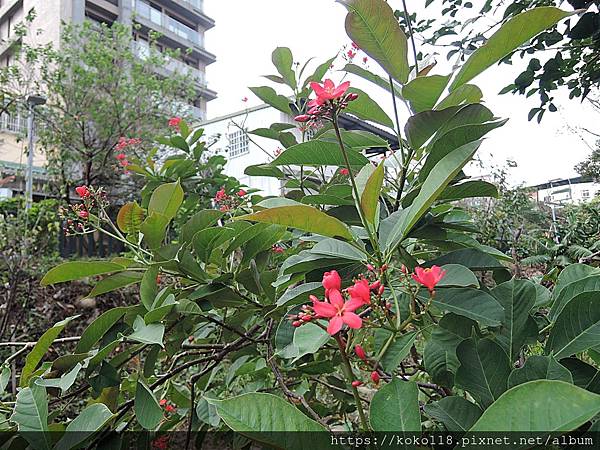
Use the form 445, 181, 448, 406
344, 298, 365, 313
328, 289, 344, 309
342, 312, 362, 329
327, 316, 344, 335
312, 301, 337, 318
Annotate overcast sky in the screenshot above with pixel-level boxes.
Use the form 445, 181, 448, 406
203, 0, 598, 186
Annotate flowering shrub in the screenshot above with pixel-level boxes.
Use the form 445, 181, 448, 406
5, 0, 600, 447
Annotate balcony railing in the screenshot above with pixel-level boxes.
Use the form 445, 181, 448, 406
0, 111, 26, 134
182, 0, 203, 10
134, 0, 203, 47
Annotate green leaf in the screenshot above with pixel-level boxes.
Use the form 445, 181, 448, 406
302, 194, 354, 206
431, 288, 504, 327
549, 275, 600, 322
54, 404, 113, 450
10, 382, 51, 450
546, 293, 600, 359
370, 379, 421, 432
385, 140, 481, 253
426, 248, 506, 271
439, 180, 499, 201
244, 164, 285, 178
320, 129, 390, 150
129, 316, 165, 347
436, 84, 483, 109
436, 264, 479, 288
272, 47, 296, 89
491, 279, 537, 363
374, 331, 417, 372
455, 338, 511, 408
343, 63, 400, 94
276, 282, 323, 307
41, 261, 124, 286
237, 205, 353, 240
553, 264, 600, 302
338, 0, 409, 83
21, 316, 77, 387
116, 201, 145, 235
135, 380, 163, 430
75, 307, 131, 353
360, 162, 384, 226
249, 86, 292, 114
450, 7, 571, 90
291, 323, 331, 361
424, 396, 482, 432
140, 266, 159, 311
508, 356, 573, 388
140, 212, 170, 249
36, 363, 83, 394
405, 106, 462, 149
207, 393, 328, 450
301, 56, 336, 90
88, 271, 143, 298
0, 365, 10, 394
402, 75, 451, 113
469, 380, 600, 432
271, 140, 369, 168
345, 87, 394, 128
312, 238, 367, 261
148, 180, 184, 221
181, 209, 224, 243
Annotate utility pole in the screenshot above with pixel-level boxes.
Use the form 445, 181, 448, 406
25, 95, 46, 211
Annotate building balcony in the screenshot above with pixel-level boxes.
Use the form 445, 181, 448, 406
134, 0, 203, 48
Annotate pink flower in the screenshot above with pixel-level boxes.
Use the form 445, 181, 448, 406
348, 278, 371, 305
351, 380, 363, 387
237, 189, 247, 197
272, 245, 284, 254
351, 42, 359, 50
159, 399, 167, 406
78, 210, 89, 219
168, 117, 182, 128
219, 205, 230, 212
120, 160, 130, 167
165, 404, 176, 414
215, 188, 227, 202
294, 114, 311, 122
75, 186, 90, 198
340, 168, 349, 176
371, 371, 380, 384
242, 97, 248, 102
412, 266, 446, 293
322, 270, 341, 296
363, 56, 368, 64
312, 292, 363, 335
116, 153, 127, 161
347, 50, 356, 59
310, 79, 351, 102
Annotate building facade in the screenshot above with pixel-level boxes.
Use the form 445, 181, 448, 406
531, 177, 600, 206
0, 0, 216, 198
200, 105, 398, 197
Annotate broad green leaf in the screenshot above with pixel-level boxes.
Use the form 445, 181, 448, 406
405, 106, 462, 149
469, 380, 600, 432
41, 261, 124, 286
51, 353, 89, 373
140, 266, 159, 311
207, 393, 328, 450
436, 264, 479, 288
291, 322, 331, 361
385, 140, 481, 252
271, 140, 369, 168
10, 382, 51, 450
181, 209, 224, 242
21, 316, 77, 387
75, 307, 131, 353
129, 316, 165, 347
345, 87, 394, 128
237, 205, 353, 240
54, 404, 113, 450
424, 397, 482, 432
116, 201, 145, 235
438, 180, 499, 201
508, 356, 573, 388
0, 365, 10, 394
450, 7, 571, 90
426, 248, 506, 271
374, 330, 417, 372
430, 288, 504, 327
249, 86, 292, 115
338, 0, 409, 83
276, 282, 323, 307
370, 379, 420, 432
491, 279, 537, 363
455, 338, 511, 408
311, 238, 367, 261
88, 271, 143, 298
272, 47, 296, 89
223, 222, 269, 256
436, 84, 483, 109
302, 194, 354, 206
135, 380, 163, 430
424, 314, 476, 388
403, 75, 451, 113
244, 164, 285, 178
343, 63, 400, 94
320, 129, 390, 150
559, 358, 600, 393
549, 275, 600, 322
36, 363, 82, 394
148, 180, 184, 220
301, 56, 336, 90
546, 293, 600, 359
140, 212, 169, 249
361, 162, 384, 226
553, 264, 600, 302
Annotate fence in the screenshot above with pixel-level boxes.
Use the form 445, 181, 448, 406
58, 227, 125, 258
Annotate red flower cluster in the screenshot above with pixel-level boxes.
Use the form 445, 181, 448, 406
340, 168, 350, 176
294, 79, 358, 123
412, 265, 446, 293
272, 245, 285, 254
75, 186, 90, 198
159, 398, 177, 414
214, 187, 247, 212
168, 117, 182, 129
60, 186, 108, 235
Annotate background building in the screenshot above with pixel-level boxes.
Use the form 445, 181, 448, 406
0, 0, 216, 198
200, 104, 398, 197
530, 176, 600, 206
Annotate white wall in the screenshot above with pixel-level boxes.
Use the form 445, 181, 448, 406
536, 181, 600, 205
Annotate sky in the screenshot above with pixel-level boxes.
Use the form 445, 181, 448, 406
203, 0, 598, 187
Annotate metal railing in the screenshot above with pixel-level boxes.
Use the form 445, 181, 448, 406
134, 0, 203, 47
0, 111, 26, 134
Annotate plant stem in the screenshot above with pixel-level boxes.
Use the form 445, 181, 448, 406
401, 0, 419, 74
335, 334, 368, 431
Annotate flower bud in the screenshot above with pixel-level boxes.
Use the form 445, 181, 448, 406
354, 345, 367, 361
378, 285, 385, 296
370, 280, 381, 291
380, 264, 388, 273
366, 264, 375, 272
292, 321, 302, 327
371, 371, 380, 384
351, 380, 363, 387
294, 114, 311, 122
347, 93, 359, 101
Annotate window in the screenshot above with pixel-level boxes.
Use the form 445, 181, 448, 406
227, 129, 249, 158
582, 190, 590, 199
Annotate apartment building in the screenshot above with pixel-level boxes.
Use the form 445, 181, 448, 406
531, 176, 600, 206
0, 0, 216, 198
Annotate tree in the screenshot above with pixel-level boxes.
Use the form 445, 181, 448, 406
1, 20, 197, 199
